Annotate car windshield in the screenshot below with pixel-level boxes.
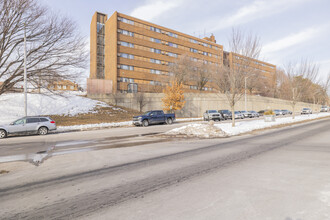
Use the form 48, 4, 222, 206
220, 110, 230, 113
241, 111, 247, 113
303, 108, 309, 110
250, 111, 256, 113
234, 111, 240, 114
208, 110, 217, 113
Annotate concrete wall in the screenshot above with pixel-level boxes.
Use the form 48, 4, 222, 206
88, 93, 321, 118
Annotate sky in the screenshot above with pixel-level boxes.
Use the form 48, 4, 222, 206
41, 0, 330, 84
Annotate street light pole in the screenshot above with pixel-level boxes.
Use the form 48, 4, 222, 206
24, 24, 27, 117
244, 76, 247, 111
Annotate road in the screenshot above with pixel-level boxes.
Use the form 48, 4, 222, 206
0, 118, 330, 219
0, 115, 289, 159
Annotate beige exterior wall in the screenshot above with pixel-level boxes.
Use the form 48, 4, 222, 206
90, 12, 98, 79
104, 12, 118, 92
88, 93, 320, 118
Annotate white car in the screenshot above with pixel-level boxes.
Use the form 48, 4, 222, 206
203, 110, 223, 121
301, 108, 312, 114
0, 116, 57, 138
320, 106, 328, 112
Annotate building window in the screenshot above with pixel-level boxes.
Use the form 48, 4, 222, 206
190, 39, 198, 44
58, 85, 62, 89
70, 86, 74, 90
190, 85, 197, 90
120, 65, 134, 70
168, 42, 178, 48
150, 59, 161, 64
97, 23, 105, 34
120, 29, 134, 37
150, 48, 161, 54
120, 41, 134, 48
120, 53, 134, 59
190, 48, 198, 53
119, 77, 134, 82
63, 85, 67, 89
167, 32, 178, 38
150, 26, 161, 33
167, 52, 177, 58
150, 38, 161, 43
203, 52, 208, 56
119, 17, 134, 25
150, 69, 161, 75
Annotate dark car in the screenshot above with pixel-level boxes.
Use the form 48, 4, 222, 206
133, 110, 175, 127
258, 110, 266, 116
281, 110, 292, 115
218, 110, 232, 120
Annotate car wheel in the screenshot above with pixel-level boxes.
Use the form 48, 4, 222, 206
142, 120, 149, 127
167, 118, 173, 125
38, 127, 48, 135
0, 129, 7, 139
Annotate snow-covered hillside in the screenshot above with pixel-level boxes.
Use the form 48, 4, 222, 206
0, 93, 109, 124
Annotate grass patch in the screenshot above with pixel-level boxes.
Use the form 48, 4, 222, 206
50, 106, 141, 126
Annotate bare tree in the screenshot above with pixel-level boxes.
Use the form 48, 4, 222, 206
169, 54, 213, 92
213, 28, 262, 127
191, 60, 213, 91
168, 54, 193, 86
283, 59, 319, 119
134, 92, 149, 112
0, 0, 87, 96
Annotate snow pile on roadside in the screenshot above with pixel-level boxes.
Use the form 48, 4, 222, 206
0, 93, 109, 124
176, 117, 202, 122
58, 121, 132, 131
167, 113, 330, 138
166, 123, 227, 138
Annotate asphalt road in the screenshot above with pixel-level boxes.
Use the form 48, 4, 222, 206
0, 118, 329, 219
0, 115, 290, 159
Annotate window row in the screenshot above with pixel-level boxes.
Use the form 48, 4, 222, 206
118, 17, 220, 51
119, 29, 220, 58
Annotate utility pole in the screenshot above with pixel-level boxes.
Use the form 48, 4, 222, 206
244, 76, 247, 111
24, 24, 27, 117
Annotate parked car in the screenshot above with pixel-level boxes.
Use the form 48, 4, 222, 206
218, 110, 232, 120
240, 110, 252, 118
301, 108, 312, 114
249, 111, 259, 118
0, 116, 56, 139
203, 110, 223, 121
320, 106, 328, 112
258, 110, 266, 116
133, 110, 175, 127
234, 111, 244, 119
281, 109, 292, 115
273, 109, 283, 116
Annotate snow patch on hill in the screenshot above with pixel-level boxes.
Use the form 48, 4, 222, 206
0, 93, 109, 124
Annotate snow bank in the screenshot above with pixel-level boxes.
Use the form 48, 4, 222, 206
0, 93, 109, 124
58, 121, 132, 131
167, 113, 330, 138
167, 123, 227, 138
176, 117, 202, 122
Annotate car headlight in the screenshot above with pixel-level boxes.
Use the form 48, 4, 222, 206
138, 117, 142, 121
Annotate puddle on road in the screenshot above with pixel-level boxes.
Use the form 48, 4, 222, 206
0, 133, 169, 165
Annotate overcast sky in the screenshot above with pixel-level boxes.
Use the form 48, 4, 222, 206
41, 0, 330, 83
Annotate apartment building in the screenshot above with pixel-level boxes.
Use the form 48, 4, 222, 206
90, 11, 224, 93
223, 51, 276, 95
48, 80, 79, 91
